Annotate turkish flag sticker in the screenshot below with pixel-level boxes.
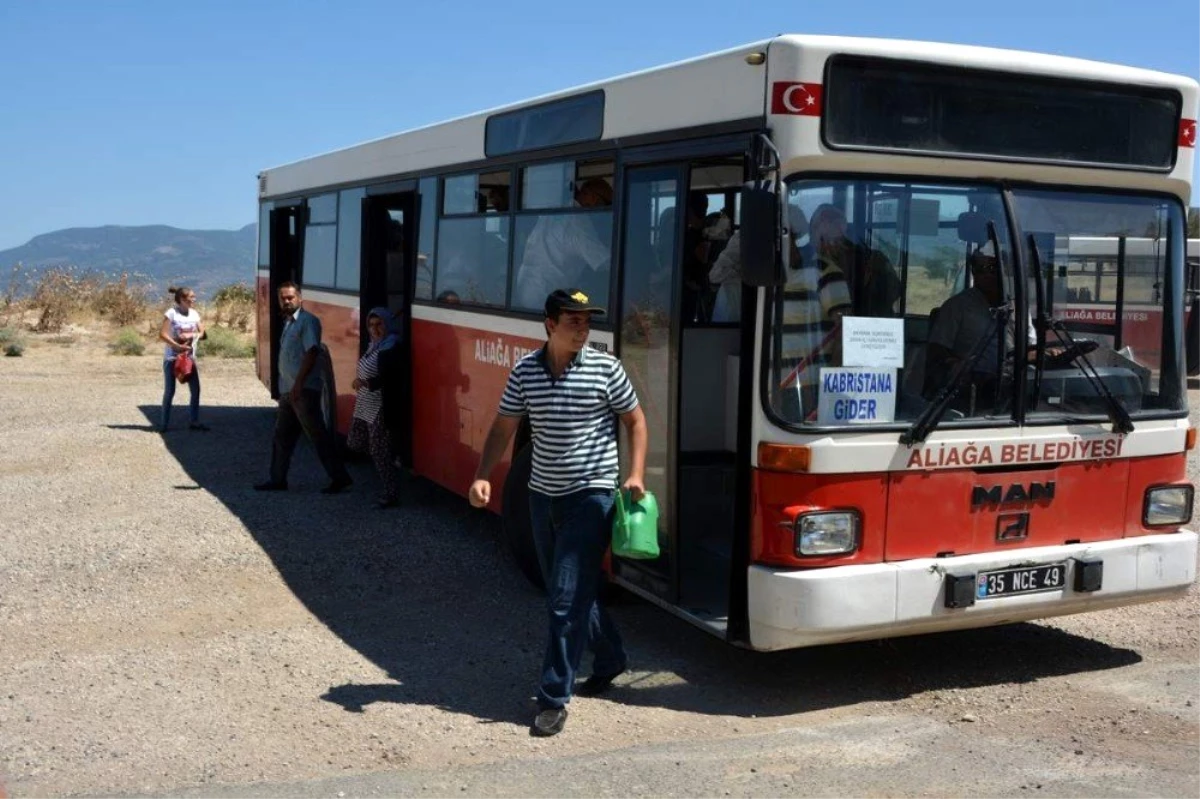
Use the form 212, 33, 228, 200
1180, 119, 1196, 148
772, 81, 823, 116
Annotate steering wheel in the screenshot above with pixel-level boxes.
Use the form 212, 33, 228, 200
1042, 338, 1099, 370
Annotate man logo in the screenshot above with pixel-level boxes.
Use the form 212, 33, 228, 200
971, 481, 1055, 507
996, 512, 1030, 542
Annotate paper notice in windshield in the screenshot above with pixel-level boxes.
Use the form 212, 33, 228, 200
842, 316, 904, 368
817, 367, 897, 425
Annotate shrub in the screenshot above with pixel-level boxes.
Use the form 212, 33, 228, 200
96, 272, 154, 327
4, 341, 24, 357
29, 267, 105, 332
0, 264, 25, 327
211, 282, 254, 305
208, 282, 256, 333
0, 327, 16, 345
110, 327, 146, 356
198, 325, 254, 358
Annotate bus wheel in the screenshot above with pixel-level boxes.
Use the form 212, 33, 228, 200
502, 445, 544, 590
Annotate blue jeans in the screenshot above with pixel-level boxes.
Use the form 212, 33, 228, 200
529, 488, 627, 710
161, 359, 200, 429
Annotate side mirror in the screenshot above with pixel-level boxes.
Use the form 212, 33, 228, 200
956, 212, 989, 245
740, 185, 784, 287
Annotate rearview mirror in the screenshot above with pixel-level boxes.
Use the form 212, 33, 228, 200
740, 185, 784, 287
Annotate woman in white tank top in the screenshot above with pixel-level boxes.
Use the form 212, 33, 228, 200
157, 286, 207, 432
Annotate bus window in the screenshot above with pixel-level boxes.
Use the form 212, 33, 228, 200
335, 188, 365, 292
510, 162, 614, 313
302, 192, 339, 288
434, 217, 510, 307
1018, 194, 1187, 414
520, 158, 612, 210
434, 171, 513, 307
769, 180, 1015, 426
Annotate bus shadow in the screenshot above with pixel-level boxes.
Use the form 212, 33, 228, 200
596, 607, 1142, 716
145, 402, 1141, 726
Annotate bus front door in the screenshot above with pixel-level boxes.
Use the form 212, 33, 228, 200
360, 191, 417, 466
614, 153, 753, 640
613, 165, 685, 605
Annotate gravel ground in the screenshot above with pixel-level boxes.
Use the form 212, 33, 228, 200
0, 336, 1196, 798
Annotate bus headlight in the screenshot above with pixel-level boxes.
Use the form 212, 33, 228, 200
795, 511, 860, 556
1143, 485, 1194, 526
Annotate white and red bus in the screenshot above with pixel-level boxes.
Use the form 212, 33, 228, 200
255, 35, 1198, 650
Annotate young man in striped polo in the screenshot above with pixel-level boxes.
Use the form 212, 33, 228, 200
469, 288, 648, 737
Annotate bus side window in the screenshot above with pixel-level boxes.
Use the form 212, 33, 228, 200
509, 164, 614, 314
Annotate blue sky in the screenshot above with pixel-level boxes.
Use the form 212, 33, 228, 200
0, 0, 1197, 251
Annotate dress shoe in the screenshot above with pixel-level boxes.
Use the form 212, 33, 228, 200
320, 477, 353, 495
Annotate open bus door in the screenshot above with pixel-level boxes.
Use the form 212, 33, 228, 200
360, 188, 417, 466
611, 140, 755, 643
267, 202, 304, 398
1186, 253, 1199, 376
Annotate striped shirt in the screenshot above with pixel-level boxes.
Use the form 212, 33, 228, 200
780, 255, 851, 386
351, 342, 386, 423
498, 345, 639, 496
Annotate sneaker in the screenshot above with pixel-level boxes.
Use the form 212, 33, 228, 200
531, 707, 567, 737
575, 666, 626, 697
253, 481, 288, 491
320, 477, 353, 495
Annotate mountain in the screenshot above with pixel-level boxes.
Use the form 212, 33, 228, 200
0, 224, 257, 300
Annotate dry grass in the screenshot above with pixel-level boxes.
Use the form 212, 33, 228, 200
205, 282, 255, 333
1, 266, 256, 357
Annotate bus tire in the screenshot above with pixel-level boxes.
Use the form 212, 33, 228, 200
502, 445, 544, 591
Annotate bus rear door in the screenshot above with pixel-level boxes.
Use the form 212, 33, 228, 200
361, 188, 418, 465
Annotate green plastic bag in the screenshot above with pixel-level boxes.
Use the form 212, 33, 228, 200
612, 489, 660, 559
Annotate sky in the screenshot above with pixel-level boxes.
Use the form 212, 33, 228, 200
0, 0, 1197, 251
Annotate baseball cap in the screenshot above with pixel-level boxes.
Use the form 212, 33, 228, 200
544, 288, 606, 318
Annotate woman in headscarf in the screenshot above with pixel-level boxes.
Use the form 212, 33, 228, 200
348, 307, 402, 508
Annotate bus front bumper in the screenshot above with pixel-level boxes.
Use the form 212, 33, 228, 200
746, 531, 1197, 651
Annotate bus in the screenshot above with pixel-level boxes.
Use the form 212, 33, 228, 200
255, 35, 1198, 651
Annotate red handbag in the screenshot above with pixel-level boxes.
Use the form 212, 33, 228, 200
173, 349, 195, 383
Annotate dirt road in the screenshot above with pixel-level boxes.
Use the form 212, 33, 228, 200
0, 342, 1196, 797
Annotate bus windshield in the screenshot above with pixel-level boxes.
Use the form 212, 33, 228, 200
764, 178, 1187, 429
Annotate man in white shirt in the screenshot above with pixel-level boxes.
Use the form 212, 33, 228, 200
512, 180, 612, 310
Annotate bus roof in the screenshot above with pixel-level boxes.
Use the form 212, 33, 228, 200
259, 34, 1199, 200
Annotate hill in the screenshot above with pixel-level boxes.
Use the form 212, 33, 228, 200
0, 224, 257, 300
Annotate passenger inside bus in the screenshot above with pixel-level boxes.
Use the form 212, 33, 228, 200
511, 178, 613, 309
680, 191, 714, 325
779, 204, 853, 417
808, 204, 901, 318
709, 204, 808, 323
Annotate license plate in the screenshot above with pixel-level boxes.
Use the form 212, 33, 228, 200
976, 563, 1066, 599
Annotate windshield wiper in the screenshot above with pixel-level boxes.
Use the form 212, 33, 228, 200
900, 303, 1011, 446
1027, 235, 1134, 435
902, 222, 1008, 446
